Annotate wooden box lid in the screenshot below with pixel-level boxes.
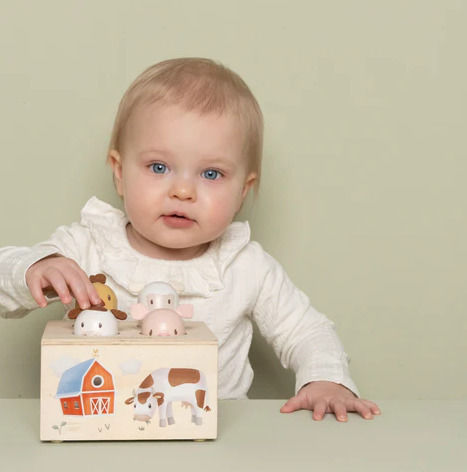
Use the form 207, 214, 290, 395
41, 320, 218, 346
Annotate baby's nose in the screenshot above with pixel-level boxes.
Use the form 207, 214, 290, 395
169, 178, 196, 200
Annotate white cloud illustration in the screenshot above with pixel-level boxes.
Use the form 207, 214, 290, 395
119, 359, 142, 375
49, 355, 80, 377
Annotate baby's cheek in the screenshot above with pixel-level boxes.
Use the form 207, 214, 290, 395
124, 197, 148, 226
212, 197, 238, 223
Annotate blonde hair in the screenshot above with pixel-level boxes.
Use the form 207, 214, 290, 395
107, 57, 263, 189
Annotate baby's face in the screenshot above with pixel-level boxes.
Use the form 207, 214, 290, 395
110, 102, 256, 260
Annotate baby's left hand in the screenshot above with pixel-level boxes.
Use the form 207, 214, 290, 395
280, 381, 381, 422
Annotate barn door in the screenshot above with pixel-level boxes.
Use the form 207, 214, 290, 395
90, 397, 110, 415
100, 398, 110, 414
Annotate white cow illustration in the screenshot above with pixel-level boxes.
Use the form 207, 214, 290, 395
125, 368, 211, 427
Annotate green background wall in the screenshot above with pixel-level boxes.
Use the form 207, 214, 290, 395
0, 0, 465, 400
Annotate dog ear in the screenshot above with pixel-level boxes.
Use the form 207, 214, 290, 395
90, 274, 106, 284
42, 286, 58, 298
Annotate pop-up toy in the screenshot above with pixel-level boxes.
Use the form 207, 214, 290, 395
130, 281, 193, 336
68, 274, 127, 336
40, 275, 218, 441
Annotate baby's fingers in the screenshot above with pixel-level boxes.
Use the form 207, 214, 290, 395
55, 263, 101, 308
82, 274, 102, 307
352, 400, 373, 420
329, 400, 348, 422
280, 395, 303, 413
311, 400, 327, 421
28, 278, 50, 308
362, 399, 381, 415
44, 268, 74, 305
64, 270, 100, 309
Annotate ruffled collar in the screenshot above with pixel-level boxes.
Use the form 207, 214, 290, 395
80, 197, 250, 298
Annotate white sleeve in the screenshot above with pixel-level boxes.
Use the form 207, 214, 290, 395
251, 246, 359, 396
0, 222, 90, 319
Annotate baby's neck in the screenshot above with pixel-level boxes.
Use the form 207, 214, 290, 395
125, 224, 209, 261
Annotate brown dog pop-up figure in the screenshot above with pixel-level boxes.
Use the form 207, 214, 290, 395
67, 274, 126, 320
67, 274, 127, 336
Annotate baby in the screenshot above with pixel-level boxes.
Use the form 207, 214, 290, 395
0, 57, 379, 421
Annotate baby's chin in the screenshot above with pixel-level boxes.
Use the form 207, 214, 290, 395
155, 237, 211, 251
138, 235, 211, 260
150, 242, 210, 260
127, 223, 220, 259
150, 228, 224, 250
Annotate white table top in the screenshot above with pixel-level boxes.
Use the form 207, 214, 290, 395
1, 399, 465, 471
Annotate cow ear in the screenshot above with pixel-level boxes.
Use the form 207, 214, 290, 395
68, 308, 81, 319
153, 393, 162, 399
177, 304, 193, 319
111, 309, 128, 320
131, 303, 148, 320
124, 397, 135, 405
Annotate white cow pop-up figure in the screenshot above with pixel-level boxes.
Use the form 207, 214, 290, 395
130, 282, 193, 336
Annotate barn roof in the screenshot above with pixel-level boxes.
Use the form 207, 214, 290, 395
56, 359, 95, 397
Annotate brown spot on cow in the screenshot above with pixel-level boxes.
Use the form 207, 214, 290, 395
137, 391, 151, 404
168, 368, 200, 387
140, 374, 154, 389
153, 392, 164, 406
196, 389, 206, 409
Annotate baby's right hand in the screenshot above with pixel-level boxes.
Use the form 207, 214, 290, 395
26, 255, 101, 309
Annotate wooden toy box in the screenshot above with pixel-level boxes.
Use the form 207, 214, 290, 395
40, 320, 218, 441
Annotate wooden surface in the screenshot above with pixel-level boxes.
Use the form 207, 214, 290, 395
1, 399, 466, 471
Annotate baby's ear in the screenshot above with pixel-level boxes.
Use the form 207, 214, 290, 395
108, 149, 124, 196
241, 172, 257, 200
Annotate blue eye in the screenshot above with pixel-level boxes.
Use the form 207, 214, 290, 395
151, 163, 167, 174
202, 169, 221, 180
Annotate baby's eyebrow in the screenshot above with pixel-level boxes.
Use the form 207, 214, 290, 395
199, 157, 237, 170
139, 148, 172, 157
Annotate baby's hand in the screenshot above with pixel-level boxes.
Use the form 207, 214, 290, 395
26, 255, 101, 310
280, 381, 381, 422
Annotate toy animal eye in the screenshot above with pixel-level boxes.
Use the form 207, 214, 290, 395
149, 404, 152, 408
150, 300, 153, 304
168, 299, 171, 304
149, 330, 153, 336
99, 323, 102, 328
174, 329, 177, 335
107, 295, 111, 301
134, 404, 136, 408
81, 322, 84, 328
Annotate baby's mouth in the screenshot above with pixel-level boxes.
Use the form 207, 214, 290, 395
166, 212, 193, 221
162, 212, 196, 227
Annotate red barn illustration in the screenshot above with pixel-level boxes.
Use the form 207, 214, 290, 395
56, 359, 115, 416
